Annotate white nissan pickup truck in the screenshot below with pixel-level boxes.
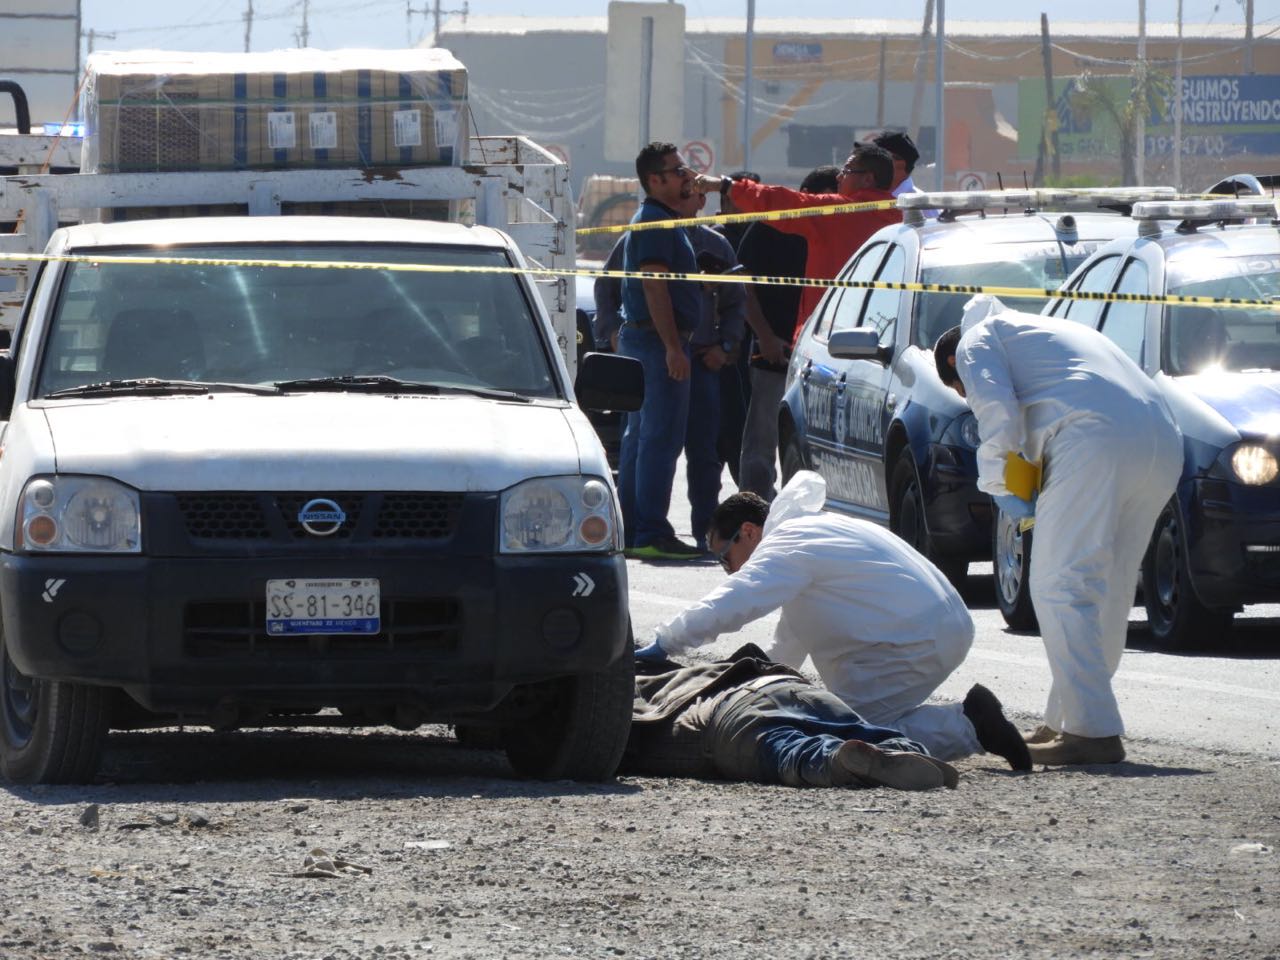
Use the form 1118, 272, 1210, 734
0, 215, 643, 784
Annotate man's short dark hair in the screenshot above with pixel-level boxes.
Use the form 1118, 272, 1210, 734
800, 165, 840, 194
635, 141, 679, 194
934, 325, 963, 386
872, 130, 919, 173
851, 143, 894, 190
708, 492, 770, 544
729, 170, 761, 183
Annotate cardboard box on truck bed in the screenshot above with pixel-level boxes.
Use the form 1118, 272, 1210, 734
81, 48, 468, 174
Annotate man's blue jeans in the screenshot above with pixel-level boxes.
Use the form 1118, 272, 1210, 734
713, 680, 926, 788
617, 325, 692, 548
684, 354, 722, 550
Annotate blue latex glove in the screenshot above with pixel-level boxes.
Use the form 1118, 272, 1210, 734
994, 493, 1034, 522
634, 639, 667, 662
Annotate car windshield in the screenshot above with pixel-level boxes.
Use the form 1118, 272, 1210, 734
913, 242, 1096, 348
35, 243, 560, 399
1163, 254, 1280, 375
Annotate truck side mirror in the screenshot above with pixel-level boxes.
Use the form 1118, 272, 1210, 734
575, 352, 644, 412
0, 353, 14, 420
828, 328, 893, 365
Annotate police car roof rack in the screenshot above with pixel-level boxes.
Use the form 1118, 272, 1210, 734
1130, 197, 1280, 237
899, 187, 1179, 226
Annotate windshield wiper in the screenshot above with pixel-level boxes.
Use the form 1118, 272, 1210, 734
274, 375, 532, 402
45, 378, 278, 399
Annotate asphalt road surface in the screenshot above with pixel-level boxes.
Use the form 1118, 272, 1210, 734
640, 466, 1280, 761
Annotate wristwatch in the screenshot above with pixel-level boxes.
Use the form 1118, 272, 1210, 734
720, 339, 736, 355
719, 176, 734, 198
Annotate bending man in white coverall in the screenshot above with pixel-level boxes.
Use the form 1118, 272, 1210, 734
934, 296, 1182, 766
634, 471, 1032, 770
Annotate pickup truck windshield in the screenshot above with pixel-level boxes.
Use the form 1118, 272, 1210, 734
36, 243, 560, 399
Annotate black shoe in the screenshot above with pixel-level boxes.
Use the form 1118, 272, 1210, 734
963, 683, 1032, 771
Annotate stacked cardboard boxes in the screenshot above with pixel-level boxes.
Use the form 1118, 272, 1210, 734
81, 49, 469, 175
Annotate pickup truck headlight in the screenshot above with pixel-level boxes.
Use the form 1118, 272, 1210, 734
1229, 444, 1279, 486
500, 476, 618, 553
19, 476, 142, 553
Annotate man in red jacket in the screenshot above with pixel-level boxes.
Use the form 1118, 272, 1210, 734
695, 142, 902, 341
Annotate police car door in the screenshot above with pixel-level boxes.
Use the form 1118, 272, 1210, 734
836, 243, 906, 516
803, 244, 885, 506
809, 242, 889, 512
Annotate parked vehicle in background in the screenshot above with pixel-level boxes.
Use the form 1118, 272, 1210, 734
996, 196, 1280, 649
779, 188, 1168, 588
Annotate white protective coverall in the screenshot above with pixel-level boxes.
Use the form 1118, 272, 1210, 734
654, 471, 980, 760
956, 296, 1183, 738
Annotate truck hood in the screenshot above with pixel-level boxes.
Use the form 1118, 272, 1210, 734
39, 393, 581, 492
1173, 370, 1280, 438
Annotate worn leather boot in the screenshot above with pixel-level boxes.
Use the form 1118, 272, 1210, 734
832, 740, 949, 791
1023, 724, 1059, 744
1027, 733, 1126, 766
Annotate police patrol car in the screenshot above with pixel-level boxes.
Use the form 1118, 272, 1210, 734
0, 216, 642, 784
992, 196, 1280, 647
780, 188, 1171, 586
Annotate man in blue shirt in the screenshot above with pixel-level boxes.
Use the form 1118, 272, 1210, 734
616, 142, 704, 559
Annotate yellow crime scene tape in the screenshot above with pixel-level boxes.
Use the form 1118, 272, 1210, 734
573, 198, 899, 235
2, 251, 1278, 312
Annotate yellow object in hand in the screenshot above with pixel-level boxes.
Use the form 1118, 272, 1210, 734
1004, 452, 1042, 502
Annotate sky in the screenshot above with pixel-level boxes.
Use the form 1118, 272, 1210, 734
80, 0, 1262, 57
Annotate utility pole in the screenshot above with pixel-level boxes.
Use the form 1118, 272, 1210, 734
432, 0, 471, 47
743, 0, 755, 174
1173, 0, 1184, 190
243, 0, 254, 53
83, 28, 116, 55
934, 0, 945, 190
1135, 0, 1146, 186
908, 0, 934, 150
876, 35, 887, 128
1245, 0, 1255, 74
296, 0, 310, 47
1034, 13, 1060, 186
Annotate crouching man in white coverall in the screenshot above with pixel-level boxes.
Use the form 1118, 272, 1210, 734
933, 296, 1182, 766
634, 470, 1032, 771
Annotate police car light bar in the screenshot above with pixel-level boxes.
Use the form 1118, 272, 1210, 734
898, 187, 1179, 213
1130, 198, 1280, 221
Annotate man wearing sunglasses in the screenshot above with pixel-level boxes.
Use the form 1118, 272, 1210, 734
635, 471, 1032, 772
615, 141, 705, 560
692, 142, 901, 343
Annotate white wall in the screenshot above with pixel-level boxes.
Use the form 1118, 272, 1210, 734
0, 1, 81, 129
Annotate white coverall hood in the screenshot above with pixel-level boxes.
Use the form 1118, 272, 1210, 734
762, 470, 827, 537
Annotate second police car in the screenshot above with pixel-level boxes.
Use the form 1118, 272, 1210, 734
779, 188, 1171, 587
988, 196, 1280, 648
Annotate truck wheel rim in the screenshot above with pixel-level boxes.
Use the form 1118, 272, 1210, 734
1152, 513, 1181, 625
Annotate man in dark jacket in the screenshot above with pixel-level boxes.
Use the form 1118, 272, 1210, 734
624, 644, 958, 790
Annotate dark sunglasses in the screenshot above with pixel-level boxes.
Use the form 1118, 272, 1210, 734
656, 163, 690, 177
713, 527, 743, 571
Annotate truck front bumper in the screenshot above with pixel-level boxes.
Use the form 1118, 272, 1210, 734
1, 551, 629, 717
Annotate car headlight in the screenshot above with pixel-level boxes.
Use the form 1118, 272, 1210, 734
1230, 444, 1279, 485
19, 476, 142, 553
500, 476, 618, 553
942, 412, 982, 449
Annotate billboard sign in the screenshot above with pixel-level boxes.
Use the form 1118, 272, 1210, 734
1018, 73, 1280, 162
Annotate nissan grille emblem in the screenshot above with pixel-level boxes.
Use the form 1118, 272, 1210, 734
298, 498, 346, 537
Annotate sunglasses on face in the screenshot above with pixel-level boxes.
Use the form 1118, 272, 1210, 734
713, 527, 743, 571
656, 163, 691, 177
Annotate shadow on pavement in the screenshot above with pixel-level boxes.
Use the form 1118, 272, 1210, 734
3, 727, 643, 806
1031, 760, 1212, 778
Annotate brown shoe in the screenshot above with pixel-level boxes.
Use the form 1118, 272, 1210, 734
1023, 724, 1059, 744
1027, 733, 1125, 766
832, 740, 947, 791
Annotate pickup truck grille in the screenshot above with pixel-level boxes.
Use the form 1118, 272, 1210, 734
176, 493, 464, 542
182, 597, 460, 657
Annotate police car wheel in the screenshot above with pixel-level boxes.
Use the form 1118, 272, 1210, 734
1141, 500, 1233, 651
0, 623, 108, 785
502, 635, 635, 782
890, 454, 967, 588
992, 506, 1038, 631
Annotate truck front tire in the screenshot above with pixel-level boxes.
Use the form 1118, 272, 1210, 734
502, 634, 634, 782
1, 623, 109, 784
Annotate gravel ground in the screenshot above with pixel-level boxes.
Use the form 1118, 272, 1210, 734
1, 724, 1278, 960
